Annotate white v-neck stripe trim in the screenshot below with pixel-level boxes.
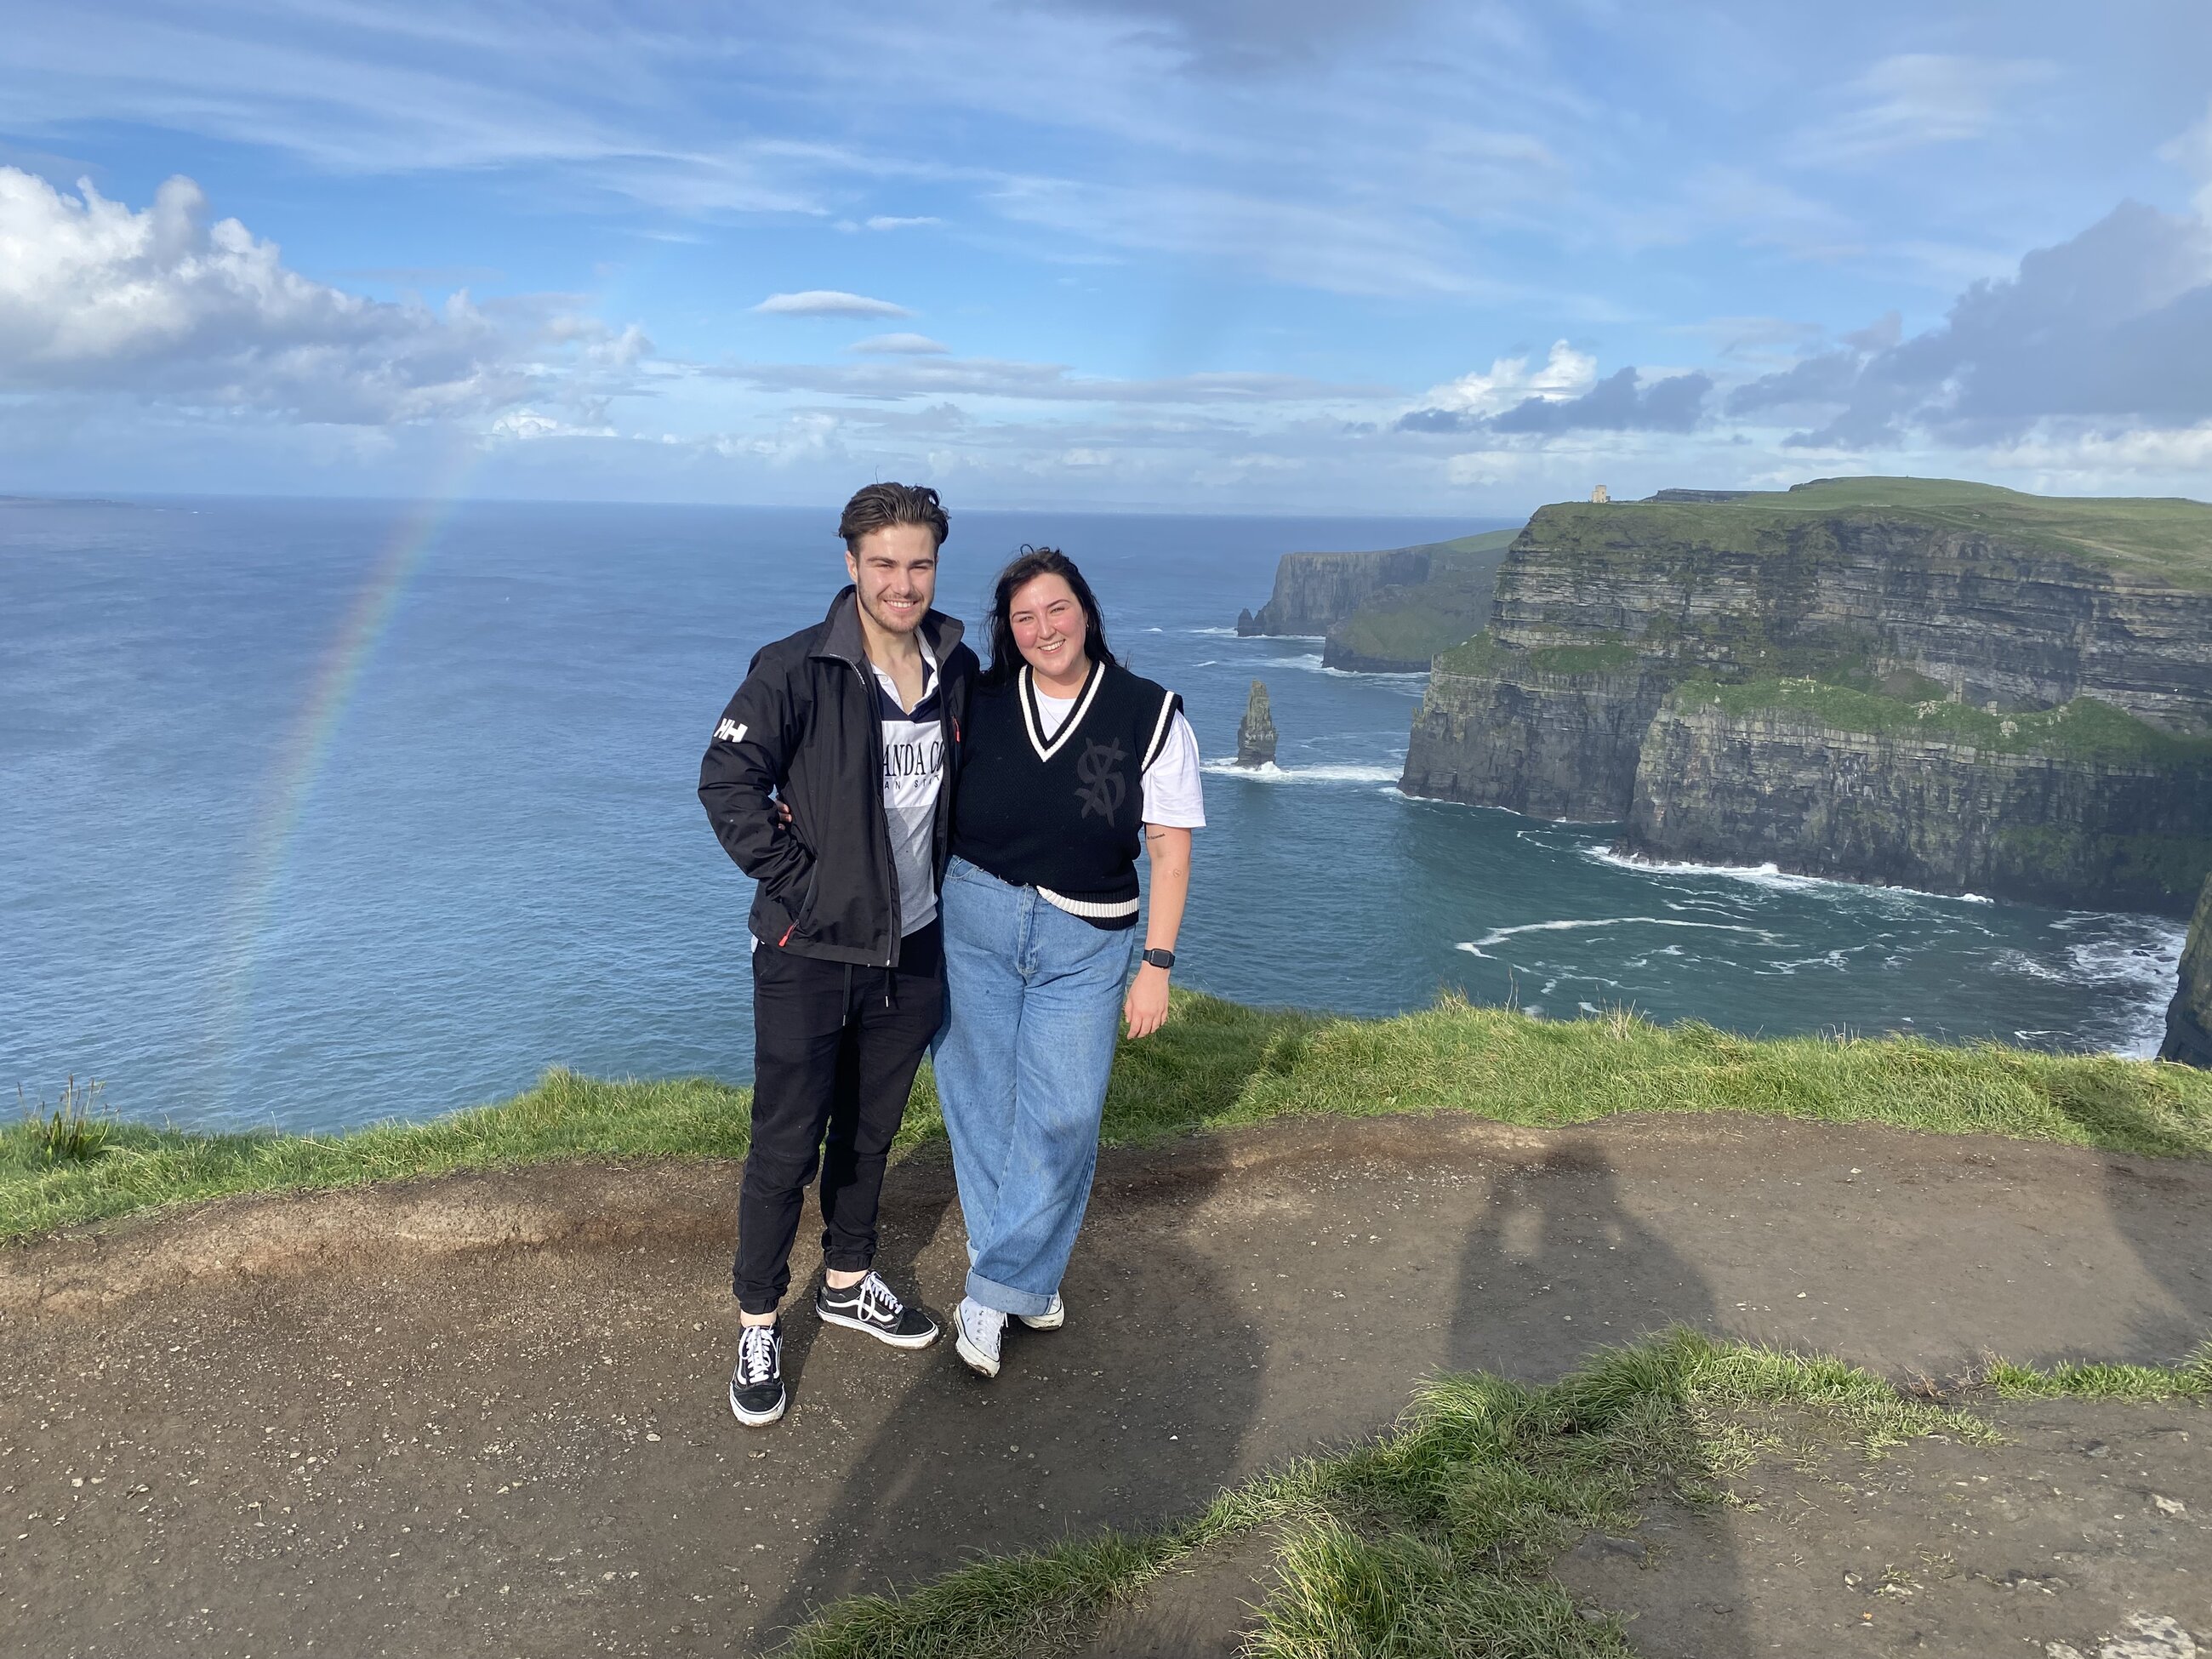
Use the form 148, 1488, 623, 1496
1140, 689, 1177, 770
1018, 662, 1105, 763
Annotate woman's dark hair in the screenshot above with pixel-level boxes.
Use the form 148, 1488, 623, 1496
982, 545, 1118, 687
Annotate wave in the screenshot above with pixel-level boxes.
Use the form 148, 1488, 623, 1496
1187, 626, 1243, 636
1585, 846, 1998, 903
1202, 759, 1402, 784
1457, 915, 1787, 957
1255, 651, 1428, 682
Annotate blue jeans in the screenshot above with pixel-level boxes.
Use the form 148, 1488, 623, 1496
935, 856, 1136, 1318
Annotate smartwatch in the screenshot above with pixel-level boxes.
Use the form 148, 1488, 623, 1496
1140, 948, 1176, 971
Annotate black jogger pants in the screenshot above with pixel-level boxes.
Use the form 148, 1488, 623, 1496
733, 921, 944, 1314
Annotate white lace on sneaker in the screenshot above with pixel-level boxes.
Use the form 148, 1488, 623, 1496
854, 1271, 902, 1327
955, 1297, 1005, 1377
737, 1324, 779, 1386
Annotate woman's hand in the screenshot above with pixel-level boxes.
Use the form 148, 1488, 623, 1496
1123, 963, 1172, 1040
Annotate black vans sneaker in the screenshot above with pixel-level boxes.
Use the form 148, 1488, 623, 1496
815, 1271, 939, 1349
729, 1320, 785, 1427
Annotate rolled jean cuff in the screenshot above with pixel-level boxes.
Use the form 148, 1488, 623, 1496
965, 1267, 1055, 1319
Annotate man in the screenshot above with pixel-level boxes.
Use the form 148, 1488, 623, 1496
698, 482, 974, 1427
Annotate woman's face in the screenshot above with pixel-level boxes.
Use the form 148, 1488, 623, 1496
1007, 572, 1088, 680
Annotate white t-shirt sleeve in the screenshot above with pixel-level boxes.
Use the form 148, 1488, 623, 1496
1140, 710, 1206, 828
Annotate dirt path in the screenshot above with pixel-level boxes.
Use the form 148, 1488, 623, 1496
3, 1112, 2209, 1658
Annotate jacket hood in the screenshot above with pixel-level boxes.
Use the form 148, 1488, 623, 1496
815, 584, 966, 664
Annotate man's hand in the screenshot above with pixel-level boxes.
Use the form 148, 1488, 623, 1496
1123, 963, 1171, 1040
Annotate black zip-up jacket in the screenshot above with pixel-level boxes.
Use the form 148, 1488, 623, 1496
699, 589, 976, 967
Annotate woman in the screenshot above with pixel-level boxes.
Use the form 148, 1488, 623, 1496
935, 546, 1203, 1378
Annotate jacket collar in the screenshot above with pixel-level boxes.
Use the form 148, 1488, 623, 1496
814, 585, 965, 668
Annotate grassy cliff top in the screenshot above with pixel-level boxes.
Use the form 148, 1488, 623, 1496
1672, 677, 2212, 765
8, 991, 2210, 1243
1328, 529, 1521, 664
1286, 526, 1520, 566
1530, 477, 2212, 589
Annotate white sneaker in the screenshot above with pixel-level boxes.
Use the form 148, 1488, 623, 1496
954, 1297, 1005, 1378
1017, 1294, 1064, 1331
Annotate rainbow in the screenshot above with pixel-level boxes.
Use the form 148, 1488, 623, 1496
211, 483, 470, 1116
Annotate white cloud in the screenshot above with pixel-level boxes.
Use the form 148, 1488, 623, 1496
1980, 420, 2212, 480
1410, 342, 1596, 419
848, 333, 949, 355
706, 355, 1373, 403
752, 289, 914, 318
1788, 54, 2055, 168
864, 215, 942, 231
487, 409, 615, 440
0, 168, 638, 425
2163, 101, 2212, 221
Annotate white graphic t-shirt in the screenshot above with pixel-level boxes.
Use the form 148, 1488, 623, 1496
869, 647, 947, 935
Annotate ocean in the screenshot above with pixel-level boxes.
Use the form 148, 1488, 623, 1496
0, 497, 2186, 1133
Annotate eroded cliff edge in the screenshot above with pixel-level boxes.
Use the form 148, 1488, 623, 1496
1238, 528, 1516, 670
1400, 479, 2212, 915
2163, 874, 2212, 1067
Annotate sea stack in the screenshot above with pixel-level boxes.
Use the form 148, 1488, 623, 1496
1236, 680, 1278, 767
1235, 607, 1259, 636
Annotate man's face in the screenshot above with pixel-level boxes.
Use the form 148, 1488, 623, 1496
845, 522, 939, 638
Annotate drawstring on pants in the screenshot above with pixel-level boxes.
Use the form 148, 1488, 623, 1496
838, 959, 898, 1022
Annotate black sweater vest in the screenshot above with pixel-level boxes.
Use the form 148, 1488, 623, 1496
951, 659, 1183, 927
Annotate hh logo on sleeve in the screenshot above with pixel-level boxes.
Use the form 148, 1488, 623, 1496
715, 719, 748, 744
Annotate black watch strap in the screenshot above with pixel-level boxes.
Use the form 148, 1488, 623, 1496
1141, 947, 1176, 970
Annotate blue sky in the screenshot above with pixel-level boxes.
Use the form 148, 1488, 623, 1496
2, 0, 2208, 514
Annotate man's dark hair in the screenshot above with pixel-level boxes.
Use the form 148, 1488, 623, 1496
982, 545, 1118, 687
838, 482, 949, 552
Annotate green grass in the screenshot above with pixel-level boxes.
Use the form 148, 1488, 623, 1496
1531, 476, 2212, 589
16, 1076, 113, 1166
9, 991, 2212, 1245
1671, 677, 2212, 765
1526, 639, 1639, 675
1329, 530, 1521, 668
778, 1327, 2212, 1659
1331, 594, 1489, 668
0, 1070, 754, 1242
1431, 629, 1509, 676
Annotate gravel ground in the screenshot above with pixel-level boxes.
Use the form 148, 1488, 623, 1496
3, 1112, 2208, 1656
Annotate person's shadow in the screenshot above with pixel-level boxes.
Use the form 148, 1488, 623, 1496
1450, 1140, 1751, 1659
759, 1126, 1267, 1650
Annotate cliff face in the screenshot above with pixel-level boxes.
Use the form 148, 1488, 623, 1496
2163, 875, 2212, 1067
1241, 528, 1517, 653
1400, 481, 2212, 915
1631, 694, 2212, 914
1402, 657, 1668, 819
1244, 548, 1434, 636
